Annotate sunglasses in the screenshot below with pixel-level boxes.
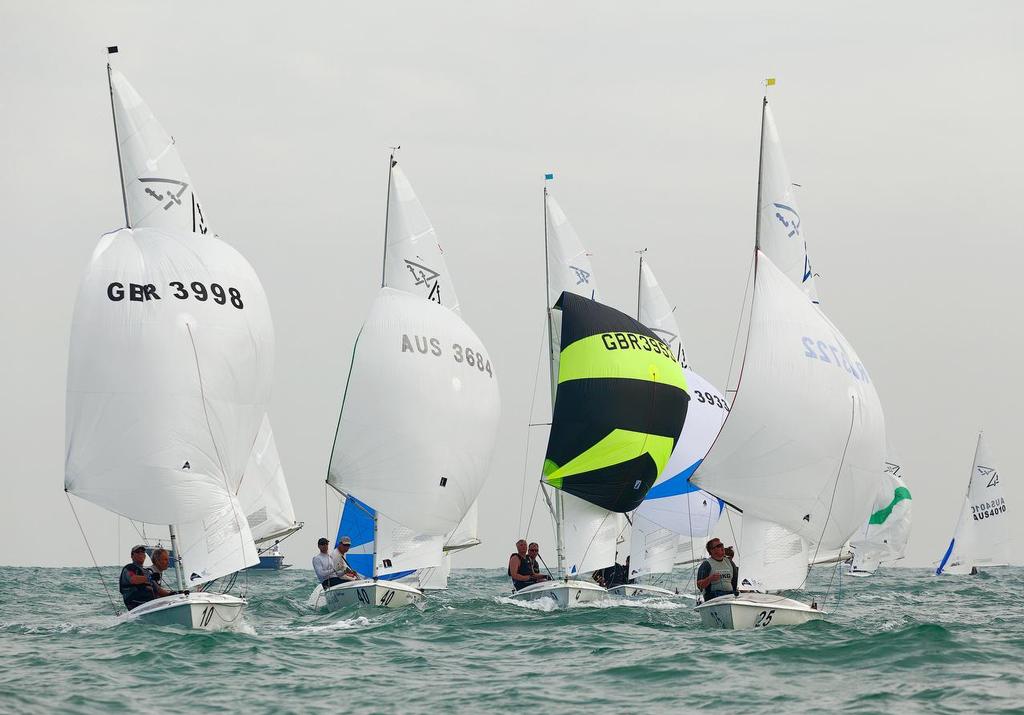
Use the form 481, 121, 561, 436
709, 544, 724, 549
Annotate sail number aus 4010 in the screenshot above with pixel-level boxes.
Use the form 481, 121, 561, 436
401, 334, 494, 378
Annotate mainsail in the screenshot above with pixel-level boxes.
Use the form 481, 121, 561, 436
237, 414, 302, 546
936, 433, 1010, 575
108, 69, 209, 234
65, 227, 267, 584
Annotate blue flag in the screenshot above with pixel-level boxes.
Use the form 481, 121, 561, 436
544, 173, 554, 181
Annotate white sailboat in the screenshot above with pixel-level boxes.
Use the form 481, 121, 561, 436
65, 53, 272, 630
512, 185, 690, 608
848, 457, 912, 576
936, 433, 1010, 575
323, 158, 501, 609
691, 91, 886, 629
614, 257, 728, 598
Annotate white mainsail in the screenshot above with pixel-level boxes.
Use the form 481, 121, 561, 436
692, 250, 886, 557
237, 414, 302, 546
936, 433, 1010, 575
757, 99, 817, 303
849, 458, 912, 574
327, 288, 501, 562
109, 69, 209, 234
65, 227, 267, 583
737, 515, 810, 592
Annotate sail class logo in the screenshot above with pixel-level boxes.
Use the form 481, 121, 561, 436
568, 265, 591, 285
978, 465, 999, 487
403, 260, 442, 303
651, 327, 678, 348
773, 202, 801, 238
884, 462, 901, 476
139, 178, 189, 211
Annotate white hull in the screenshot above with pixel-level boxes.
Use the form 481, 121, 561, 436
121, 592, 247, 631
324, 579, 426, 611
509, 580, 608, 608
607, 583, 679, 598
694, 592, 825, 630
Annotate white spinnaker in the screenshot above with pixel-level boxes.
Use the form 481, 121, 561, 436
562, 494, 620, 577
545, 192, 600, 308
176, 494, 259, 586
692, 252, 885, 552
850, 460, 912, 573
639, 261, 686, 365
237, 414, 301, 545
758, 101, 817, 303
328, 288, 501, 537
383, 162, 460, 312
940, 434, 1010, 574
376, 513, 445, 577
66, 228, 273, 533
737, 515, 809, 591
109, 69, 209, 234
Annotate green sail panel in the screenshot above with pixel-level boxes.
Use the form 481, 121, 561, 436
544, 291, 690, 513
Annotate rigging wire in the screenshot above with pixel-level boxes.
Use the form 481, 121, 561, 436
66, 492, 122, 616
517, 321, 549, 536
724, 252, 756, 395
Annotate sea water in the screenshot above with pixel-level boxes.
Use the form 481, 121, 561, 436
1, 565, 1021, 713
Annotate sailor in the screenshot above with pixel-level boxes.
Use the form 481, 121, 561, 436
118, 545, 157, 610
145, 548, 177, 599
508, 539, 537, 591
312, 537, 337, 588
527, 543, 551, 582
695, 538, 738, 602
329, 536, 362, 585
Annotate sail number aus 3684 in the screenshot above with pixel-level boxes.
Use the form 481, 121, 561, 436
401, 334, 494, 377
106, 281, 244, 309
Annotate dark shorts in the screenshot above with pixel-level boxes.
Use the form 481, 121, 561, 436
322, 577, 350, 589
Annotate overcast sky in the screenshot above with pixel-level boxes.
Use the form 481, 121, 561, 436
2, 2, 1021, 572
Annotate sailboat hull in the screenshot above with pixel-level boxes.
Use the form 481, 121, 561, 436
509, 580, 607, 608
607, 583, 680, 599
121, 592, 247, 631
694, 593, 825, 630
324, 579, 426, 610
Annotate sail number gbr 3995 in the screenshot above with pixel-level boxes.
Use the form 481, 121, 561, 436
106, 281, 245, 309
401, 334, 493, 377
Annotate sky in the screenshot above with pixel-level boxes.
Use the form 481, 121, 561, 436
1, 2, 1021, 572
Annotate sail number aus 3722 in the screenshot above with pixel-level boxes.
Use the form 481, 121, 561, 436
106, 281, 244, 309
401, 334, 493, 378
801, 337, 869, 383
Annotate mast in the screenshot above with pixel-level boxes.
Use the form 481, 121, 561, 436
380, 147, 399, 287
106, 47, 130, 228
754, 93, 768, 251
168, 524, 186, 592
635, 249, 646, 321
542, 183, 566, 578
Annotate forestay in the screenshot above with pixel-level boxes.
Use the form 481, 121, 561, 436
109, 69, 209, 234
383, 161, 460, 311
937, 434, 1009, 575
328, 288, 501, 537
692, 251, 885, 552
238, 414, 301, 545
757, 100, 817, 303
850, 459, 912, 574
65, 227, 268, 579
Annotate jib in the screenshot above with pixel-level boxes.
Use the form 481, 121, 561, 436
107, 282, 160, 302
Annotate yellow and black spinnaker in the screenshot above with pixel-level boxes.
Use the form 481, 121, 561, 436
543, 292, 690, 513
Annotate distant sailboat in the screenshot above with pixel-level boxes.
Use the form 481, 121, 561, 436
512, 185, 690, 608
65, 52, 273, 630
848, 457, 912, 576
691, 91, 886, 629
936, 433, 1010, 576
615, 256, 727, 598
323, 157, 501, 609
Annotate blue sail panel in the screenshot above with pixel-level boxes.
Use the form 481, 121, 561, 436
645, 460, 702, 500
337, 495, 375, 576
936, 538, 955, 575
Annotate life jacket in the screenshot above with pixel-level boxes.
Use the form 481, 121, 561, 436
119, 563, 154, 608
509, 553, 534, 589
702, 557, 735, 599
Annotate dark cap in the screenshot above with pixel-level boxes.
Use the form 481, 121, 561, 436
317, 537, 329, 546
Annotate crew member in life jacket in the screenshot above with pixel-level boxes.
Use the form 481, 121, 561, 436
509, 539, 542, 591
527, 543, 551, 583
145, 548, 179, 599
695, 538, 738, 602
119, 545, 157, 610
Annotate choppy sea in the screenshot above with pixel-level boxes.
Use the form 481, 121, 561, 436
1, 565, 1021, 714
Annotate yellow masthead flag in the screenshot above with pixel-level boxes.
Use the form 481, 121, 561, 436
766, 77, 776, 86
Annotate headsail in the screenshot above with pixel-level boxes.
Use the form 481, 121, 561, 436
936, 433, 1009, 575
327, 288, 500, 538
108, 69, 209, 234
65, 227, 267, 580
238, 414, 302, 546
850, 458, 912, 574
543, 291, 690, 514
692, 251, 885, 552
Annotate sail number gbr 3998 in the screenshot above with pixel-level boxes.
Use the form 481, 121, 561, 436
106, 281, 245, 309
401, 334, 494, 377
